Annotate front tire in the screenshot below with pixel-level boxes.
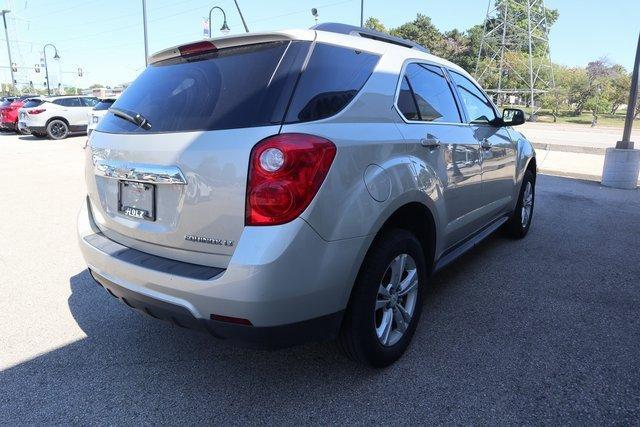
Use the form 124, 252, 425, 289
338, 229, 427, 368
505, 169, 535, 238
46, 119, 69, 140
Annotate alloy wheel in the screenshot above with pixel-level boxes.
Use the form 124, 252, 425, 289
375, 253, 419, 346
521, 181, 533, 228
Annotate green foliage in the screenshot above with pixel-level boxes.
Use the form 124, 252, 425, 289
363, 8, 633, 125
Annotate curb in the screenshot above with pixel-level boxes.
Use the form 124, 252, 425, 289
532, 142, 605, 155
539, 168, 640, 186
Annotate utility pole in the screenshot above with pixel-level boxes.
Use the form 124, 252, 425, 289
142, 0, 149, 66
360, 0, 364, 27
232, 0, 249, 33
1, 10, 15, 92
617, 32, 640, 150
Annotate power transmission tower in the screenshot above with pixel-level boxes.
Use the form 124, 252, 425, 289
474, 0, 556, 119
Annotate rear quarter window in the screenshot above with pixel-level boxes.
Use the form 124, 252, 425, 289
284, 44, 379, 123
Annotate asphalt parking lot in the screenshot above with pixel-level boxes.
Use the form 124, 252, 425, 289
1, 132, 639, 424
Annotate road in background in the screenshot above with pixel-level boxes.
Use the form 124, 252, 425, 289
1, 133, 639, 424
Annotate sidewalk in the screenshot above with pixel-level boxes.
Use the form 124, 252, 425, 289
521, 122, 639, 185
520, 122, 638, 154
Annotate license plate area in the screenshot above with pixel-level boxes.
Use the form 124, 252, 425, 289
118, 181, 156, 221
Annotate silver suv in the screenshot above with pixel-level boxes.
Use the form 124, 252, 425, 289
78, 24, 536, 367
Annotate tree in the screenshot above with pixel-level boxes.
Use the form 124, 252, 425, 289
364, 17, 386, 33
606, 65, 630, 115
391, 14, 445, 56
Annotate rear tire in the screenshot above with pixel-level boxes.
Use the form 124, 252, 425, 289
46, 119, 69, 140
338, 229, 427, 368
504, 170, 535, 238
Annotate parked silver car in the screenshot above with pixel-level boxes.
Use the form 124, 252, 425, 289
78, 24, 536, 367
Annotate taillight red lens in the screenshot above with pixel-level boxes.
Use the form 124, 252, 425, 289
30, 108, 46, 114
178, 41, 217, 57
246, 133, 336, 226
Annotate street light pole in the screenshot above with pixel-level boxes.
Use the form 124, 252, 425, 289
142, 0, 149, 66
43, 43, 59, 96
1, 10, 15, 91
360, 0, 364, 27
617, 32, 640, 150
208, 6, 230, 37
232, 0, 249, 33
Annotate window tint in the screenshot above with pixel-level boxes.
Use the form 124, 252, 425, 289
23, 99, 44, 108
82, 97, 99, 107
450, 71, 496, 124
399, 63, 460, 123
285, 43, 379, 123
397, 77, 419, 121
0, 100, 13, 107
97, 41, 308, 134
93, 99, 115, 111
54, 97, 82, 107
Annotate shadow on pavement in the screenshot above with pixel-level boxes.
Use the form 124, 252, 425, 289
2, 175, 639, 424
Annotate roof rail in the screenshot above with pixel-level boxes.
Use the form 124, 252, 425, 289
311, 22, 430, 54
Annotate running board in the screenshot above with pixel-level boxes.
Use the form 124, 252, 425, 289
433, 216, 509, 273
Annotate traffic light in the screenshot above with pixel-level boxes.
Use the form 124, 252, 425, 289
77, 67, 83, 77
11, 63, 17, 72
34, 64, 40, 73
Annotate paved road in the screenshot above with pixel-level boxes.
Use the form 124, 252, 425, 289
520, 122, 639, 153
1, 133, 639, 424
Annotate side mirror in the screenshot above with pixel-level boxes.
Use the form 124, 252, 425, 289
501, 108, 525, 126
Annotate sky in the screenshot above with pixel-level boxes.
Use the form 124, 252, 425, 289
0, 0, 638, 89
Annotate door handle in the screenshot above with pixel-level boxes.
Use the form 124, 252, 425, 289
420, 134, 441, 149
481, 138, 492, 149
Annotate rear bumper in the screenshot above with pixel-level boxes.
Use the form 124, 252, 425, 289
27, 125, 46, 134
78, 197, 368, 347
90, 269, 343, 349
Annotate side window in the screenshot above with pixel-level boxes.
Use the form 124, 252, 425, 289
399, 63, 461, 123
450, 71, 497, 124
285, 43, 379, 123
397, 77, 419, 121
68, 97, 83, 107
53, 99, 66, 106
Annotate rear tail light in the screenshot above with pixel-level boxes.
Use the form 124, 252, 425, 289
29, 108, 46, 114
246, 133, 336, 226
178, 41, 217, 57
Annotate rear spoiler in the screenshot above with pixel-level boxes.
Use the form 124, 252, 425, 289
148, 30, 314, 65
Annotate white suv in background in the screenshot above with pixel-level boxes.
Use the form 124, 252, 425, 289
20, 95, 99, 139
87, 97, 118, 136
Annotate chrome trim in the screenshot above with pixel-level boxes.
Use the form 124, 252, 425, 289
94, 159, 187, 185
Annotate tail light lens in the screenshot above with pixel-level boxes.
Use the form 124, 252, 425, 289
178, 40, 217, 57
246, 133, 336, 226
30, 108, 46, 114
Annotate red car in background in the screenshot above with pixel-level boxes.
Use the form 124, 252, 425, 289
0, 95, 36, 133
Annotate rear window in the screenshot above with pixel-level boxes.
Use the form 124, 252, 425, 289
97, 41, 309, 134
93, 99, 115, 111
22, 99, 44, 108
0, 100, 13, 107
284, 44, 379, 123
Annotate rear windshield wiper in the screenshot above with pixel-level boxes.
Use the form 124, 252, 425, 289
109, 107, 152, 130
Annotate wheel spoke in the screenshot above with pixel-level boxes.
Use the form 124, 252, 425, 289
390, 254, 407, 289
393, 306, 409, 332
398, 269, 418, 296
380, 310, 393, 344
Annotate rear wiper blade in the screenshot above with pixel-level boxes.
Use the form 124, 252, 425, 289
109, 107, 152, 130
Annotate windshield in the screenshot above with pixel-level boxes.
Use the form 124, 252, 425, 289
97, 41, 308, 134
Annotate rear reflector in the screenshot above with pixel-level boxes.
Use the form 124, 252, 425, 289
178, 41, 217, 57
210, 314, 253, 326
